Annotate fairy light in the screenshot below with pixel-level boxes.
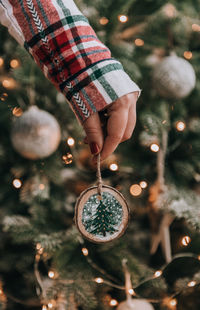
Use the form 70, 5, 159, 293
176, 121, 186, 131
13, 178, 22, 189
0, 57, 4, 67
48, 270, 55, 279
118, 15, 128, 23
67, 137, 75, 146
109, 163, 118, 171
150, 143, 160, 152
10, 59, 20, 69
154, 270, 162, 278
82, 248, 89, 256
12, 107, 23, 117
39, 183, 45, 190
130, 184, 142, 196
62, 153, 73, 164
134, 38, 144, 46
2, 77, 16, 89
99, 17, 109, 25
42, 306, 48, 310
181, 235, 191, 246
139, 181, 148, 189
184, 51, 193, 60
94, 277, 104, 284
187, 280, 196, 287
109, 299, 118, 306
169, 298, 177, 307
192, 24, 200, 32
128, 288, 135, 295
48, 302, 53, 309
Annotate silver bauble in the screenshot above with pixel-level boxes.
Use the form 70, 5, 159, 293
152, 55, 196, 99
117, 298, 154, 310
11, 106, 61, 159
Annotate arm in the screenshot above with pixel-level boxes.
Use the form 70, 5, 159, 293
0, 0, 141, 158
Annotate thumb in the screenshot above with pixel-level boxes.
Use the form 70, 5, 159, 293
83, 113, 104, 155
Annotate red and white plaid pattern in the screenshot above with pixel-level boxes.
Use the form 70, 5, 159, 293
0, 0, 141, 123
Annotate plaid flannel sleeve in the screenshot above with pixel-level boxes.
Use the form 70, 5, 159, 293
0, 0, 141, 124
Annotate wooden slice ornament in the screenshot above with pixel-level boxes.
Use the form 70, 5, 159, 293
75, 154, 129, 243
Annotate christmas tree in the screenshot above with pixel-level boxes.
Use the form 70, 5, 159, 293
0, 0, 200, 310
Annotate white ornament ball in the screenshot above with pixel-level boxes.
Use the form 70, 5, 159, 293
152, 55, 196, 99
117, 298, 154, 310
11, 106, 61, 159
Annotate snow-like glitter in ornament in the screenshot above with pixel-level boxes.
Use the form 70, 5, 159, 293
82, 192, 123, 237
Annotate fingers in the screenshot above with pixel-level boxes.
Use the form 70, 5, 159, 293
100, 105, 129, 161
83, 112, 104, 155
121, 101, 137, 142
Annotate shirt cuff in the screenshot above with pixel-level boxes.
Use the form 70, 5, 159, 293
59, 58, 141, 124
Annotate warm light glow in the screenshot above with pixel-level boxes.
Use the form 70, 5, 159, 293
12, 107, 23, 117
38, 247, 44, 255
181, 235, 191, 246
163, 3, 176, 18
169, 299, 177, 307
154, 270, 162, 278
39, 183, 45, 190
48, 303, 53, 309
192, 24, 200, 31
118, 15, 128, 23
67, 137, 75, 146
2, 77, 16, 89
130, 184, 142, 196
10, 59, 20, 69
184, 51, 193, 60
128, 288, 135, 295
94, 277, 104, 284
187, 280, 196, 287
48, 270, 55, 279
42, 306, 47, 310
139, 181, 148, 189
109, 163, 119, 171
0, 289, 3, 295
0, 57, 4, 67
176, 121, 186, 131
109, 299, 118, 306
150, 143, 160, 152
62, 153, 73, 164
36, 243, 42, 250
13, 178, 22, 189
198, 255, 200, 260
99, 17, 109, 25
134, 38, 144, 46
82, 247, 89, 256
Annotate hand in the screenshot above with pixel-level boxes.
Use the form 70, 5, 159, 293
83, 92, 139, 162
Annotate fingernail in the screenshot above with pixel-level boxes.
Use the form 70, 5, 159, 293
89, 142, 99, 155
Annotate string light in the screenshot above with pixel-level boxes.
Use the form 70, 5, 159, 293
192, 24, 200, 32
134, 38, 144, 46
187, 280, 196, 287
109, 299, 118, 306
12, 178, 22, 189
169, 298, 177, 307
12, 107, 23, 117
0, 57, 4, 67
67, 137, 75, 146
109, 163, 118, 171
130, 184, 142, 196
118, 15, 128, 23
48, 270, 55, 279
150, 143, 160, 152
99, 17, 109, 25
154, 270, 162, 278
2, 77, 16, 89
128, 288, 136, 295
82, 247, 89, 256
39, 183, 45, 190
62, 153, 73, 164
10, 59, 20, 69
176, 121, 186, 131
184, 51, 193, 60
94, 277, 104, 284
139, 181, 148, 189
181, 235, 191, 246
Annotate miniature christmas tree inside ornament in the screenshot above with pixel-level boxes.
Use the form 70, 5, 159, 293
75, 154, 129, 243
